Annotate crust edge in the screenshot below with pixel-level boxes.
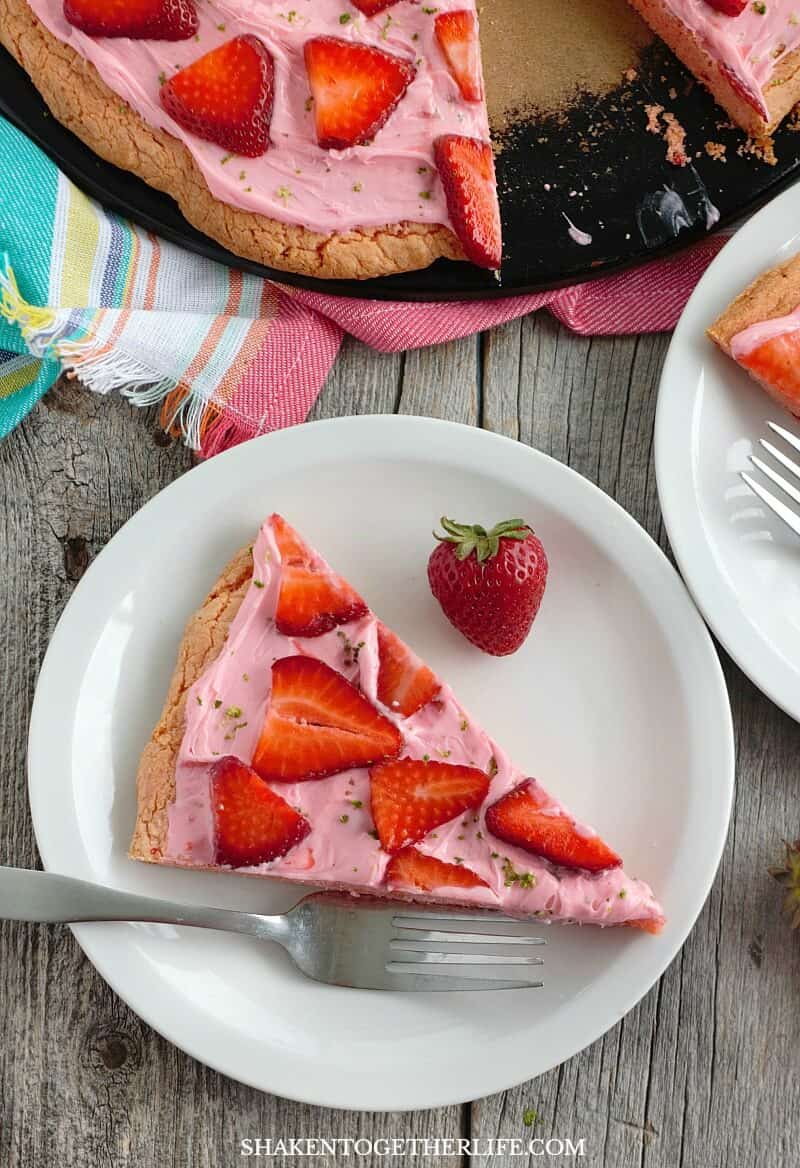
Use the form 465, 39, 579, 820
128, 544, 253, 862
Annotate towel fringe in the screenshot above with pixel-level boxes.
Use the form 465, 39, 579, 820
0, 259, 212, 449
70, 343, 210, 449
200, 409, 259, 459
0, 261, 57, 348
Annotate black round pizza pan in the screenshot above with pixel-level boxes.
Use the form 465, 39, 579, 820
2, 38, 800, 301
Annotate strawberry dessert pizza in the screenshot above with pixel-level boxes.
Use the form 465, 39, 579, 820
5, 0, 800, 282
1, 0, 501, 279
130, 513, 664, 932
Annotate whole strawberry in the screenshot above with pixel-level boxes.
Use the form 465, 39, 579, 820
427, 517, 548, 656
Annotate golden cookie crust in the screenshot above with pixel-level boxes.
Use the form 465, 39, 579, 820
1, 0, 464, 279
129, 545, 252, 862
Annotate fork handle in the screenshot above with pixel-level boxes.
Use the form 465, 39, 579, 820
0, 867, 290, 944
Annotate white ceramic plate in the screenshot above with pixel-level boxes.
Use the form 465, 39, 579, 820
28, 416, 733, 1111
656, 184, 800, 723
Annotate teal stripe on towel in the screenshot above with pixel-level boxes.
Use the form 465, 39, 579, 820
0, 117, 62, 432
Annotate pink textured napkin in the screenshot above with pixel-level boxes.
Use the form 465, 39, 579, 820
202, 234, 727, 456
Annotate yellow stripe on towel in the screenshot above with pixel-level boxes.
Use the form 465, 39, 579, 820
60, 185, 99, 306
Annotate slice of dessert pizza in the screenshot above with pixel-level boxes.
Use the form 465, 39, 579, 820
1, 0, 501, 278
708, 252, 800, 416
628, 0, 800, 137
131, 514, 664, 932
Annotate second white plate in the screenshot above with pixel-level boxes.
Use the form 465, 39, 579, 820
28, 416, 733, 1110
656, 182, 800, 723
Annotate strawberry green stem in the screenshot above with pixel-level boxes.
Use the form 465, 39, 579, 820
434, 517, 529, 562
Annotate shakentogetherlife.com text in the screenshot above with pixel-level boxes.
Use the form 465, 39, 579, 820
240, 1137, 588, 1158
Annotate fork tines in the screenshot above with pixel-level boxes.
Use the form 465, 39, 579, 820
742, 421, 800, 538
387, 910, 546, 989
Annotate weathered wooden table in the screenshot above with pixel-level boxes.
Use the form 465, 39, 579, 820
2, 320, 798, 1167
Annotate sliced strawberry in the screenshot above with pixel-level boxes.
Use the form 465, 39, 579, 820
304, 37, 416, 150
735, 331, 800, 416
385, 846, 489, 891
370, 758, 489, 854
626, 917, 665, 935
253, 656, 402, 782
704, 0, 747, 14
271, 513, 311, 563
350, 0, 400, 12
434, 10, 483, 103
64, 0, 197, 38
485, 780, 622, 873
160, 36, 274, 157
376, 623, 439, 717
434, 135, 501, 270
211, 756, 310, 867
271, 514, 368, 637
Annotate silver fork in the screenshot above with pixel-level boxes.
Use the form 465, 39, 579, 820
741, 420, 800, 538
0, 867, 545, 991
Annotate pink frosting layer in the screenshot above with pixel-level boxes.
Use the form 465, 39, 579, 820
27, 0, 489, 235
730, 304, 800, 358
166, 517, 664, 929
661, 0, 800, 119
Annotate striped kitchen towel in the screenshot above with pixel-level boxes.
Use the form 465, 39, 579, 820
0, 115, 727, 454
0, 117, 340, 451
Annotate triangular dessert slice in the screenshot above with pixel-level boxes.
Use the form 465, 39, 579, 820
131, 515, 664, 932
627, 0, 800, 138
708, 251, 800, 418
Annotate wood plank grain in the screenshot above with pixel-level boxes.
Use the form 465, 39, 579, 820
399, 337, 479, 424
309, 335, 403, 421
